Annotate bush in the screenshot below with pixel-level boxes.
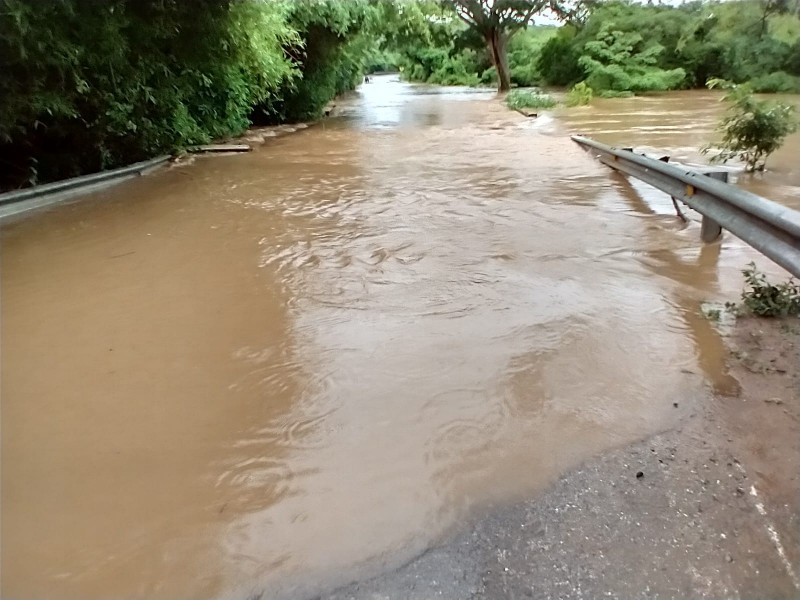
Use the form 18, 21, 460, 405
737, 263, 800, 317
365, 49, 401, 74
507, 27, 555, 87
505, 90, 557, 110
537, 33, 585, 86
749, 71, 800, 93
427, 51, 481, 86
480, 66, 498, 86
566, 82, 593, 106
703, 79, 798, 171
510, 63, 540, 87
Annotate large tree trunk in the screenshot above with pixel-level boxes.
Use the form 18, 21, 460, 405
486, 29, 511, 92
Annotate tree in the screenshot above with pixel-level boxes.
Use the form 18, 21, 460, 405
537, 26, 584, 85
703, 79, 798, 171
446, 1, 560, 91
578, 23, 686, 92
759, 0, 791, 36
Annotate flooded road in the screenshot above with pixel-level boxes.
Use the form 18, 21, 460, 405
555, 90, 800, 210
2, 77, 797, 600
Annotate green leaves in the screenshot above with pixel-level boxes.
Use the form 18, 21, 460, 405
703, 79, 798, 171
739, 263, 800, 317
505, 90, 557, 110
0, 0, 304, 188
565, 81, 593, 106
578, 23, 686, 92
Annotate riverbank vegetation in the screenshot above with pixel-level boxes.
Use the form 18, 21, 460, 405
505, 90, 557, 111
2, 0, 800, 190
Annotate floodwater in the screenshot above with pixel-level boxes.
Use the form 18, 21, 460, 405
2, 76, 798, 600
556, 90, 800, 210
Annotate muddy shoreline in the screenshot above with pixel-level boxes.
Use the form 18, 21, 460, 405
316, 316, 800, 599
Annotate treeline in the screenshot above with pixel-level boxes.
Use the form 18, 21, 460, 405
1, 0, 375, 189
379, 0, 800, 95
3, 0, 800, 190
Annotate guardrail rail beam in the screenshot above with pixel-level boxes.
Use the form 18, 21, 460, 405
571, 135, 800, 278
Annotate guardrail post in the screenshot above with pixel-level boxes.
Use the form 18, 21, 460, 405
700, 171, 728, 243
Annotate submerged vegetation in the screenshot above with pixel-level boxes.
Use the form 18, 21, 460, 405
2, 0, 800, 190
505, 90, 557, 111
729, 263, 800, 317
565, 82, 594, 106
703, 79, 798, 171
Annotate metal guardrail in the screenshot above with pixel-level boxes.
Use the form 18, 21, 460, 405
0, 155, 170, 219
572, 135, 800, 278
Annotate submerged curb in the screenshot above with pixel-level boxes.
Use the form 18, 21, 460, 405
0, 121, 315, 220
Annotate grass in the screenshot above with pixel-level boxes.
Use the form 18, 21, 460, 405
505, 89, 557, 111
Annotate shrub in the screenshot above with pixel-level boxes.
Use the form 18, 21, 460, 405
537, 33, 584, 86
703, 79, 798, 171
507, 27, 555, 87
427, 52, 481, 86
480, 66, 498, 86
565, 82, 593, 106
510, 63, 540, 87
737, 263, 800, 317
749, 71, 800, 93
505, 90, 557, 110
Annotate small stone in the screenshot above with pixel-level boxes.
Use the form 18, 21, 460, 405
636, 471, 644, 479
673, 402, 679, 408
725, 554, 733, 563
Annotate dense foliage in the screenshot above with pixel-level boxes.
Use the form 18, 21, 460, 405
376, 0, 800, 96
254, 0, 375, 123
0, 0, 373, 189
578, 24, 687, 92
538, 0, 800, 90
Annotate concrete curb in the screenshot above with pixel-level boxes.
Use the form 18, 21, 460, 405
0, 155, 170, 220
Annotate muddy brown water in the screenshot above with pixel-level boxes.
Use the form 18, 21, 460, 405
2, 77, 799, 600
